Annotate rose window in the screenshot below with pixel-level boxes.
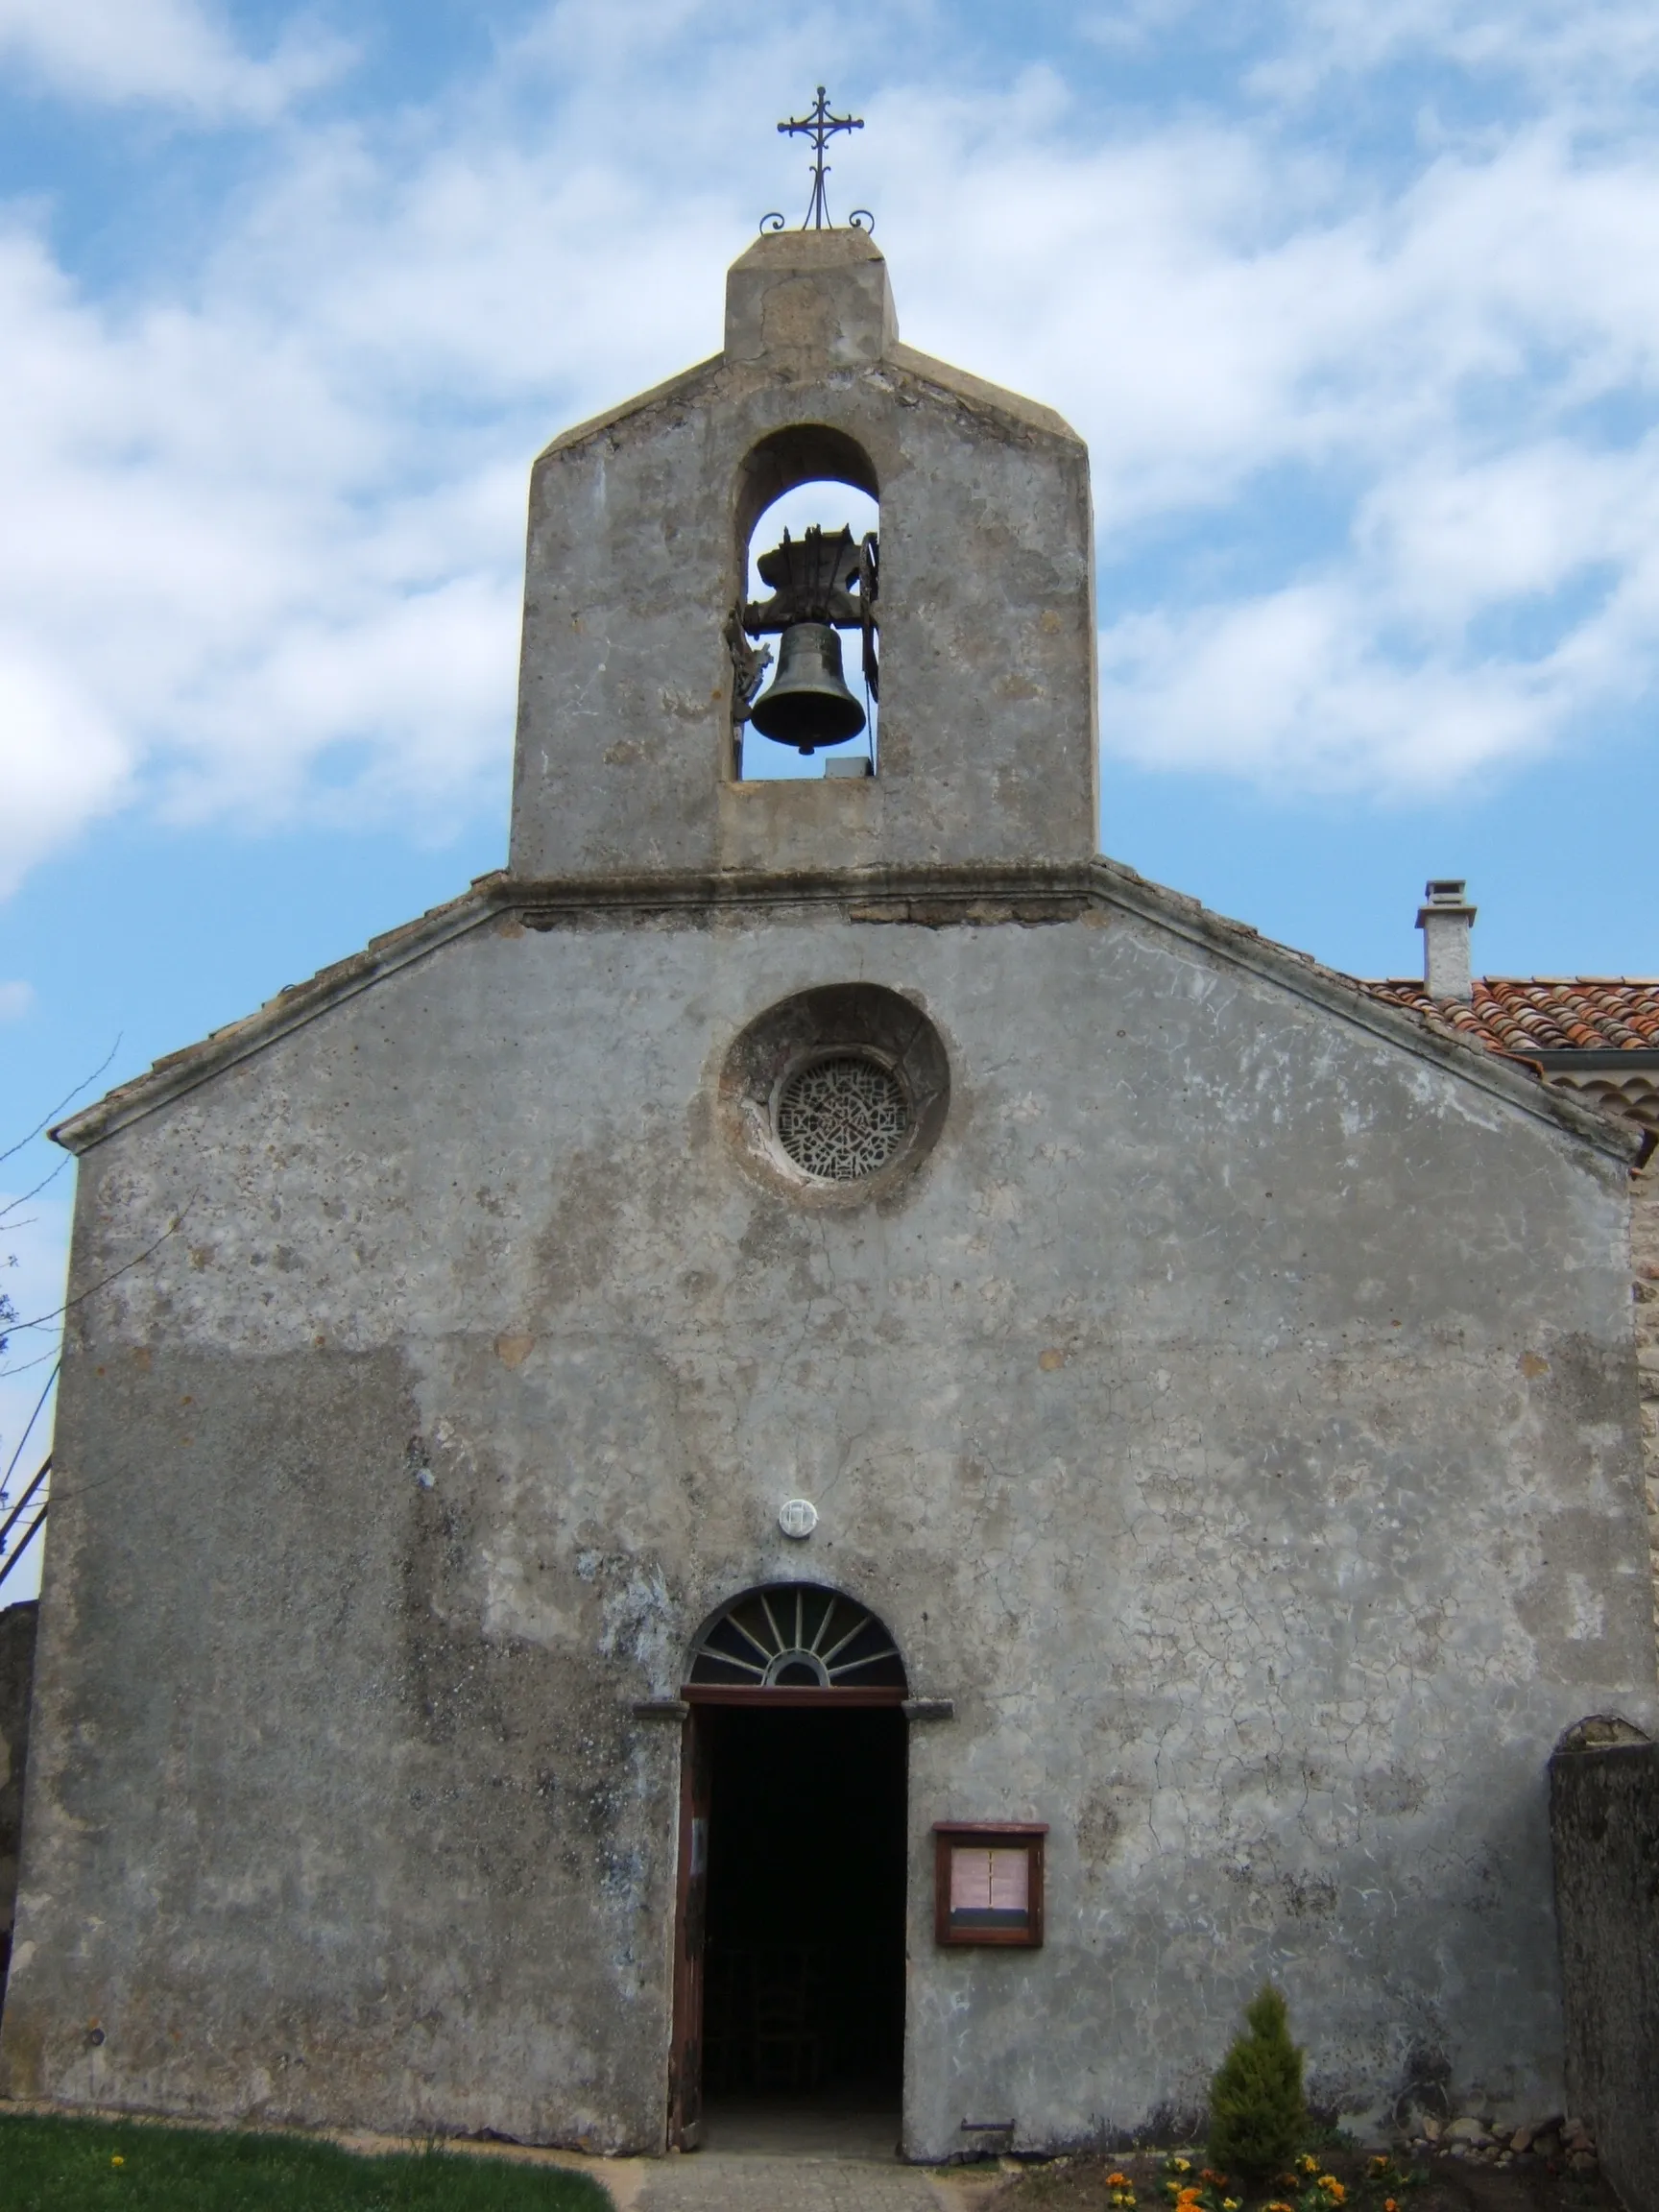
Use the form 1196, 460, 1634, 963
776, 1055, 908, 1180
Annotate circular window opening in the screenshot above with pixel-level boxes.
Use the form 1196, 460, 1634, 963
776, 1053, 908, 1181
720, 981, 950, 1207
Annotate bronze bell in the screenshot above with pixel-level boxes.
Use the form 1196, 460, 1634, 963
749, 621, 867, 755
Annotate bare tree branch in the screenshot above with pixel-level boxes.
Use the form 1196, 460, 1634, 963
0, 1194, 197, 1368
0, 1151, 71, 1227
0, 1037, 122, 1168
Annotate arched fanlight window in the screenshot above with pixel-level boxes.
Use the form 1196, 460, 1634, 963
687, 1583, 907, 1690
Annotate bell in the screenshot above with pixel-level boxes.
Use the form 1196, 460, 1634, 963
748, 622, 866, 755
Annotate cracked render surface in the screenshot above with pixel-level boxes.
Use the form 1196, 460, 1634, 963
3, 896, 1651, 2159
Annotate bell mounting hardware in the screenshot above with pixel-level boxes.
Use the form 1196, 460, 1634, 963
737, 523, 879, 757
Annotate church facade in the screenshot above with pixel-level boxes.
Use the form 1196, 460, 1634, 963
2, 228, 1653, 2158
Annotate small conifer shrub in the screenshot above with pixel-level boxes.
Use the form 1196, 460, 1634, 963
1207, 1984, 1309, 2178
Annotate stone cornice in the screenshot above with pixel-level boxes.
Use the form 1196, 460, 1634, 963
52, 859, 1642, 1166
533, 341, 1078, 471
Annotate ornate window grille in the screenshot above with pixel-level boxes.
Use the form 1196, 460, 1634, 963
775, 1055, 907, 1180
688, 1584, 907, 1690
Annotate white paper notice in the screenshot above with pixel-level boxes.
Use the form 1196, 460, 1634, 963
950, 1846, 1029, 1922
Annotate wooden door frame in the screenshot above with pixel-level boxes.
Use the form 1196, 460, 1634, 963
666, 1686, 909, 2148
667, 1702, 710, 2151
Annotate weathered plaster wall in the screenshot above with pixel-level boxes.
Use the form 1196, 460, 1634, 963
3, 902, 1648, 2156
1535, 1070, 1659, 1650
0, 1600, 37, 1988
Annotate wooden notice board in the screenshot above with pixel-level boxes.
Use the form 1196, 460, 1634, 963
933, 1822, 1046, 1948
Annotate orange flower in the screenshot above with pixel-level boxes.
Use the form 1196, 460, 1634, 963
1201, 2175, 1228, 2188
1108, 2178, 1133, 2191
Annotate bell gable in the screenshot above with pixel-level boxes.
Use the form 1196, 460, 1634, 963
509, 228, 1097, 882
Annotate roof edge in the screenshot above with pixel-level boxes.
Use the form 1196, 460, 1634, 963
884, 342, 1081, 445
52, 877, 514, 1155
1085, 855, 1643, 1166
53, 858, 1642, 1166
537, 352, 725, 465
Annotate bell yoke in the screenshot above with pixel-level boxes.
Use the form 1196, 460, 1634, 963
741, 521, 878, 756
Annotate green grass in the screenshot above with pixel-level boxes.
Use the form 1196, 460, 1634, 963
0, 2112, 614, 2211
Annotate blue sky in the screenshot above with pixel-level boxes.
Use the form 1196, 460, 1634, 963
5, 0, 1659, 1585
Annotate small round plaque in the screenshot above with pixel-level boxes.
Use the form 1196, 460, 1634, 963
778, 1498, 819, 1540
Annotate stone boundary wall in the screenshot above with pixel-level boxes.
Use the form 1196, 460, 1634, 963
1635, 1164, 1659, 1646
0, 1600, 38, 1991
1549, 1728, 1659, 2212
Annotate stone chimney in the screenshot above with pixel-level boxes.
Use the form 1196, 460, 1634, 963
1418, 879, 1477, 1000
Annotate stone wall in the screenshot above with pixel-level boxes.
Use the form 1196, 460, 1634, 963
1549, 1724, 1659, 2212
1634, 1163, 1659, 1643
3, 879, 1648, 2157
0, 1599, 38, 1989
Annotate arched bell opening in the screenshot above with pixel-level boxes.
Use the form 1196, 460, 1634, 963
728, 427, 880, 785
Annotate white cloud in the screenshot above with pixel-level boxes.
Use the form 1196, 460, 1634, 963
867, 101, 1659, 791
1356, 440, 1659, 619
0, 643, 132, 898
1098, 589, 1558, 797
4, 0, 1659, 877
1253, 0, 1659, 103
0, 982, 33, 1022
0, 0, 345, 118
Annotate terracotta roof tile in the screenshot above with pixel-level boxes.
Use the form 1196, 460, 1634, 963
1362, 977, 1659, 1055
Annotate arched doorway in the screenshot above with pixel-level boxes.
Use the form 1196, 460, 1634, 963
668, 1585, 909, 2152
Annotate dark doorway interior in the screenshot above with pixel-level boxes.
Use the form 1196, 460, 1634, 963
701, 1704, 907, 2105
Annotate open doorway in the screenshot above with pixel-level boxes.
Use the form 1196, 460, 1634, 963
667, 1586, 910, 2154
703, 1703, 906, 2130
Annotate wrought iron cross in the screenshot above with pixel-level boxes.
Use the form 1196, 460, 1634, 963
765, 86, 871, 233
